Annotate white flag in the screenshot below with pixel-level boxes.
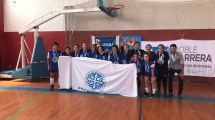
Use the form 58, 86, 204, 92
59, 57, 138, 97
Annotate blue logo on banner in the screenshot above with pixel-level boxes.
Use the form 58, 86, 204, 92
85, 71, 105, 90
95, 36, 116, 51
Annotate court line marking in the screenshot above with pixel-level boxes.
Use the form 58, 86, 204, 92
138, 97, 143, 120
184, 82, 215, 86
0, 86, 214, 103
8, 93, 47, 120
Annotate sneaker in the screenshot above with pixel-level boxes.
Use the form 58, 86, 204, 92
168, 93, 173, 97
178, 94, 183, 100
156, 91, 161, 96
150, 94, 155, 98
50, 84, 54, 90
144, 92, 149, 97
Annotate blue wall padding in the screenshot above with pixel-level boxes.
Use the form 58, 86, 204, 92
97, 0, 116, 17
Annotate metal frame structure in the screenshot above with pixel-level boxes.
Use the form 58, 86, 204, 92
10, 7, 101, 80
0, 0, 122, 80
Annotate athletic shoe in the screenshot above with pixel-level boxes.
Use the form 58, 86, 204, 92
144, 92, 149, 97
150, 94, 156, 98
168, 93, 173, 97
50, 84, 54, 90
156, 91, 161, 96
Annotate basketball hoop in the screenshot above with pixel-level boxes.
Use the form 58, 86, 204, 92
114, 5, 124, 10
113, 5, 125, 18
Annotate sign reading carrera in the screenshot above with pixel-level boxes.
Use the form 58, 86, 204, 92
141, 39, 215, 77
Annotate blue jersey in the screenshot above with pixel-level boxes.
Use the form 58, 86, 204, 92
96, 52, 108, 60
109, 53, 122, 64
148, 52, 156, 62
71, 51, 81, 57
61, 51, 72, 56
130, 59, 144, 76
89, 52, 97, 58
48, 50, 61, 73
131, 49, 144, 58
80, 49, 92, 57
121, 51, 133, 64
143, 60, 156, 76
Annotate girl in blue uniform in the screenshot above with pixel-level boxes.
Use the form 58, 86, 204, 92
143, 52, 157, 97
80, 43, 92, 57
89, 44, 97, 58
109, 45, 122, 64
96, 46, 108, 60
62, 47, 72, 56
145, 44, 156, 61
121, 45, 133, 64
71, 44, 81, 57
47, 42, 61, 90
145, 44, 157, 96
130, 53, 144, 96
131, 42, 144, 59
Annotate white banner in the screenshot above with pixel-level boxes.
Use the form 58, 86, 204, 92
141, 39, 215, 77
59, 57, 137, 97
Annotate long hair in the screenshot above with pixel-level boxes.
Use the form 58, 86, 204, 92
97, 45, 104, 52
112, 44, 120, 54
91, 44, 97, 54
65, 47, 71, 50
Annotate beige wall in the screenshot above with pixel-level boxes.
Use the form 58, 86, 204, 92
4, 0, 215, 32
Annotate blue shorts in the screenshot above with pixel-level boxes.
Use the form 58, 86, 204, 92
144, 69, 158, 77
49, 69, 58, 73
144, 72, 151, 76
49, 66, 59, 73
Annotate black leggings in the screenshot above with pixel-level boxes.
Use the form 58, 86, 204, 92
156, 74, 167, 93
168, 68, 184, 95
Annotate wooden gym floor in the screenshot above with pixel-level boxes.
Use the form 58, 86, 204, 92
0, 79, 214, 120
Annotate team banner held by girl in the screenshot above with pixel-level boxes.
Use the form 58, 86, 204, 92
58, 57, 138, 97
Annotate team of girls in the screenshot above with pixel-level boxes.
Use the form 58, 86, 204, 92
48, 42, 157, 95
47, 42, 184, 99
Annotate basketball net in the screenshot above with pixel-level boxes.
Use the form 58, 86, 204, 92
114, 5, 125, 20
64, 0, 97, 48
